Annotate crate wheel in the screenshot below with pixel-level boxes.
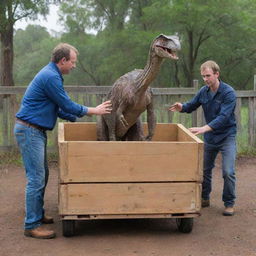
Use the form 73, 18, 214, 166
62, 220, 75, 237
176, 218, 193, 233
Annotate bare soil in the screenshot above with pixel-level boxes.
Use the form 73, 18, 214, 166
1, 156, 256, 256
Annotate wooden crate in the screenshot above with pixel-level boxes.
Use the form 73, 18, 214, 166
58, 122, 203, 219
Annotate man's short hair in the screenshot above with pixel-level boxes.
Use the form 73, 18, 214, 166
200, 60, 220, 74
51, 43, 79, 63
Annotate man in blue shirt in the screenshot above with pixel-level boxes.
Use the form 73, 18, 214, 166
169, 60, 236, 217
14, 43, 112, 239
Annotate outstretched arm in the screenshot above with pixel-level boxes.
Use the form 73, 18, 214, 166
87, 100, 112, 115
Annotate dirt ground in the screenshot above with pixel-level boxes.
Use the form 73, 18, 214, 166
0, 156, 256, 256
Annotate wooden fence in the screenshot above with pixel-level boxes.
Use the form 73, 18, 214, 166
0, 79, 256, 153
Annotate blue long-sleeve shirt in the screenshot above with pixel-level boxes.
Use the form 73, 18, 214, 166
16, 62, 88, 130
181, 81, 237, 144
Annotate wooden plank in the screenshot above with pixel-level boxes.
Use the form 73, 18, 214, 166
3, 97, 9, 147
62, 213, 200, 220
58, 123, 65, 142
177, 123, 203, 143
235, 98, 242, 133
248, 97, 256, 147
61, 141, 200, 182
58, 142, 68, 183
59, 183, 201, 215
62, 122, 180, 142
59, 184, 67, 214
144, 123, 178, 141
63, 122, 97, 141
197, 142, 204, 182
1, 86, 255, 97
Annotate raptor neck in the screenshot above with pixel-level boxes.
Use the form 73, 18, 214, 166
136, 53, 164, 92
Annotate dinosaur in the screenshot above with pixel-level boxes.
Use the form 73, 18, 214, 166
97, 34, 181, 141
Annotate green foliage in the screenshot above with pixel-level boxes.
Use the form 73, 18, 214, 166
11, 0, 256, 90
14, 25, 59, 85
0, 0, 50, 29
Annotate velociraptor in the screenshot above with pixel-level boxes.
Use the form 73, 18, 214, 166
97, 34, 181, 141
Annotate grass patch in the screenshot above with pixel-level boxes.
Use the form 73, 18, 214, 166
0, 151, 59, 169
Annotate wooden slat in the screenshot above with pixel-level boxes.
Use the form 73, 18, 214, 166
61, 142, 200, 183
59, 183, 201, 215
58, 123, 65, 142
61, 122, 180, 142
63, 122, 97, 141
3, 97, 9, 147
1, 86, 256, 97
248, 97, 256, 147
235, 97, 242, 133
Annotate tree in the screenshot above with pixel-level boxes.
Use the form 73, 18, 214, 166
59, 0, 131, 33
11, 0, 256, 90
14, 25, 58, 85
0, 0, 53, 87
141, 0, 256, 88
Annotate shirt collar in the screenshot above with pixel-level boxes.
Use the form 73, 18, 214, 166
49, 62, 64, 81
206, 80, 223, 94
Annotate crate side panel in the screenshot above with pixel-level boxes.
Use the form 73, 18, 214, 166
60, 183, 200, 215
177, 123, 204, 142
62, 142, 200, 182
143, 123, 178, 141
64, 122, 97, 141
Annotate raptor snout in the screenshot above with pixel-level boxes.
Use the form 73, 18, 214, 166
154, 34, 181, 60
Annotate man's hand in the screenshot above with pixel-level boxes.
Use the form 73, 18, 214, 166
189, 125, 212, 135
169, 102, 183, 112
87, 100, 112, 115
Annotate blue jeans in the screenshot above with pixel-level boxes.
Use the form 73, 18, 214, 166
14, 123, 48, 230
202, 135, 236, 207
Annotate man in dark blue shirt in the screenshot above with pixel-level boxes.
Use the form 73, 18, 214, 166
14, 43, 112, 239
169, 60, 236, 217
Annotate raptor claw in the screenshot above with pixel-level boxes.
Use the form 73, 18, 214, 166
120, 115, 129, 127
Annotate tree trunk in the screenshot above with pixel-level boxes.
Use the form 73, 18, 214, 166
0, 25, 14, 87
0, 24, 17, 148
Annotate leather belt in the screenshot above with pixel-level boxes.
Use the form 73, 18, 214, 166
16, 118, 46, 132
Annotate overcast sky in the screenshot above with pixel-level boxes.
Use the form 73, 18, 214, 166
14, 5, 64, 34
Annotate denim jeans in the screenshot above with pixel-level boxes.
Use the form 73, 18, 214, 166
202, 135, 236, 207
14, 123, 48, 230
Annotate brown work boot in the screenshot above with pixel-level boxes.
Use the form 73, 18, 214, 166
201, 199, 210, 208
42, 215, 54, 224
223, 207, 234, 216
24, 226, 56, 239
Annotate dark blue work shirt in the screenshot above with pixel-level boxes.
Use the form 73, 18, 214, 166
16, 62, 88, 130
181, 81, 237, 144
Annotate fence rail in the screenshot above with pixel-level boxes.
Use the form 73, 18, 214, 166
0, 80, 256, 153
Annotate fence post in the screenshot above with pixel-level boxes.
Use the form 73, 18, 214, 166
248, 75, 256, 148
192, 80, 203, 127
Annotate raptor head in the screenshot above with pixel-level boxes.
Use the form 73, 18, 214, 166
153, 34, 181, 60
